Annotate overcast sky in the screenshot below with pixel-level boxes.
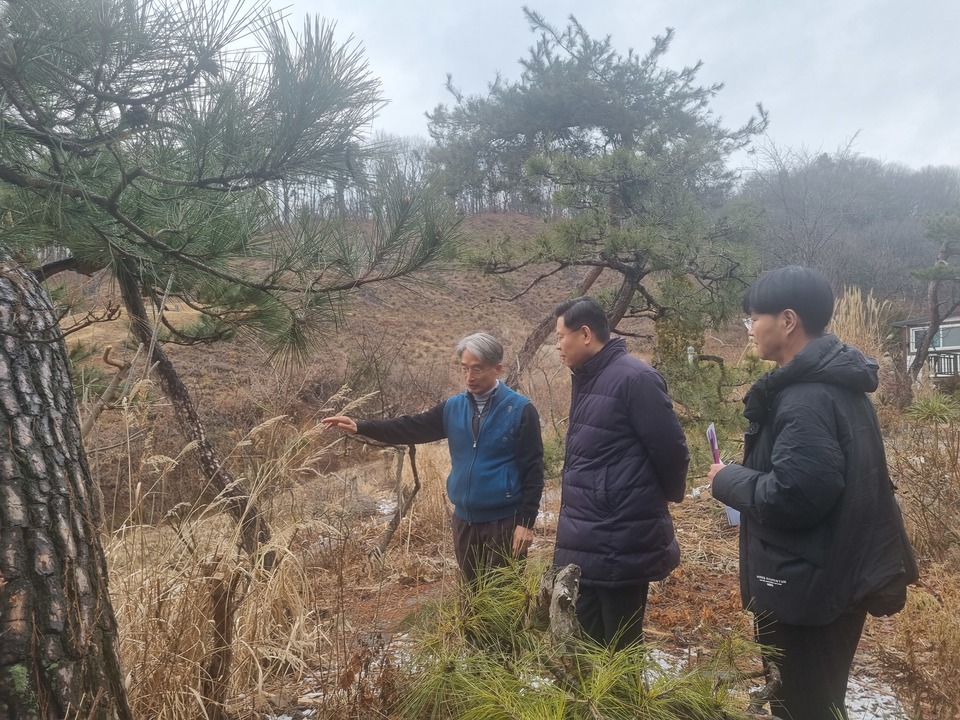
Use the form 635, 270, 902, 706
282, 0, 960, 171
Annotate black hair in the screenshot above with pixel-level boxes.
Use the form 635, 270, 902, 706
742, 266, 834, 335
553, 296, 611, 344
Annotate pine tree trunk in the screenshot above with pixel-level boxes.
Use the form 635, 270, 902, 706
607, 271, 641, 330
0, 255, 132, 720
504, 266, 603, 388
114, 261, 271, 560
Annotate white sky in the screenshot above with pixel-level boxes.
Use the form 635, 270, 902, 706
280, 0, 960, 171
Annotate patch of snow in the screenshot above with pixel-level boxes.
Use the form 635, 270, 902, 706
846, 674, 908, 719
653, 646, 905, 720
376, 498, 397, 515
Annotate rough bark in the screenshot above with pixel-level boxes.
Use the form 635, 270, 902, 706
606, 271, 642, 330
0, 255, 132, 719
542, 564, 581, 651
528, 564, 584, 690
115, 261, 271, 560
747, 661, 783, 717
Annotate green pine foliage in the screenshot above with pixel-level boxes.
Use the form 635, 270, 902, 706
427, 9, 767, 345
0, 0, 462, 366
398, 561, 756, 720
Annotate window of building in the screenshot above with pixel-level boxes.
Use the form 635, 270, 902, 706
910, 324, 960, 352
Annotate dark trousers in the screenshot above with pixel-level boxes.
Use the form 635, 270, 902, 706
755, 608, 867, 720
576, 582, 649, 650
451, 514, 522, 585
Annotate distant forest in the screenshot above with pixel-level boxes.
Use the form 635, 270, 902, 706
286, 12, 960, 315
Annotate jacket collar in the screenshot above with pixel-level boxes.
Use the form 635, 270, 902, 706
743, 334, 878, 423
575, 337, 627, 377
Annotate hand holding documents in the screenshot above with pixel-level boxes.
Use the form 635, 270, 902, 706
706, 423, 740, 526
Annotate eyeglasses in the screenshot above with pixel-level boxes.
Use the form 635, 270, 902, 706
743, 317, 754, 331
460, 364, 494, 378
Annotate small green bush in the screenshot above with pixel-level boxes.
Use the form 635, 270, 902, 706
398, 561, 756, 720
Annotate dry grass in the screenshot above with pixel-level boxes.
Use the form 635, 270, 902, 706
883, 388, 960, 717
107, 519, 317, 719
887, 393, 960, 565
102, 395, 448, 719
830, 286, 892, 361
890, 565, 960, 718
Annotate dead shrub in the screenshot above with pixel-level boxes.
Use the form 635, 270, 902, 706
889, 567, 960, 718
885, 391, 960, 717
887, 391, 960, 566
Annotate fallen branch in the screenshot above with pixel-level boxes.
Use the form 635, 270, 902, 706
747, 660, 783, 716
370, 444, 420, 563
80, 345, 135, 438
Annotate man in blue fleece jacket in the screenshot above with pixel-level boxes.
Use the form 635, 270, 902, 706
322, 332, 544, 584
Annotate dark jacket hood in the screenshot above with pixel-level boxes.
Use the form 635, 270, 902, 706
744, 334, 879, 424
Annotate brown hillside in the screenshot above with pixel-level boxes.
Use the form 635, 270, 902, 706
63, 212, 749, 526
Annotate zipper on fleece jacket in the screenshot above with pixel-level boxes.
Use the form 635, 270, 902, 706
463, 394, 488, 521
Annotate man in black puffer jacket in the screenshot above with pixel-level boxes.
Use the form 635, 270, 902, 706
553, 297, 689, 649
710, 266, 918, 720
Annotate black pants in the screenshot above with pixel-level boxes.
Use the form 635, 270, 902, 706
576, 582, 649, 650
755, 608, 867, 720
451, 514, 522, 585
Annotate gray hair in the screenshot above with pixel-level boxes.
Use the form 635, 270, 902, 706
455, 332, 503, 365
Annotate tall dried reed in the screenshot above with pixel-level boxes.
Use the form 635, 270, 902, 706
830, 286, 892, 361
104, 388, 404, 719
830, 285, 902, 408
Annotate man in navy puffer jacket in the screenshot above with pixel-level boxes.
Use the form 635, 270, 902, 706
323, 332, 544, 585
553, 297, 689, 648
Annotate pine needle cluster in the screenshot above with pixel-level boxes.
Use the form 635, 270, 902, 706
397, 561, 757, 720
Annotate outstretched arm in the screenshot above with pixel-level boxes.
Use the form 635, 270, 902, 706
337, 402, 448, 445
